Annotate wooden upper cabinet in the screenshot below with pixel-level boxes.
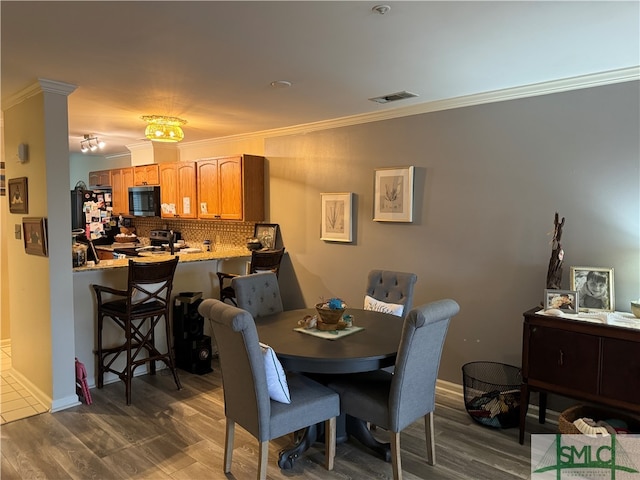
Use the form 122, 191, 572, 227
110, 167, 134, 216
134, 164, 160, 185
89, 170, 111, 187
159, 162, 197, 219
196, 155, 264, 221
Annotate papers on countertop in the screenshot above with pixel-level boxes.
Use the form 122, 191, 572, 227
536, 309, 640, 330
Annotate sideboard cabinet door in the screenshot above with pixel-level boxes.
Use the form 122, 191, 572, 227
527, 325, 599, 394
600, 338, 640, 405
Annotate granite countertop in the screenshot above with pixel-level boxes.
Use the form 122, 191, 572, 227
73, 247, 252, 272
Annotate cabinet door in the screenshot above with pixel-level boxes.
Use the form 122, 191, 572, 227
176, 162, 197, 218
89, 170, 111, 187
218, 157, 243, 220
134, 164, 159, 185
527, 325, 599, 394
159, 164, 178, 218
111, 167, 133, 215
600, 338, 640, 405
197, 160, 221, 219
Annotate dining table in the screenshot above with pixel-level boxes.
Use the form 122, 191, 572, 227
256, 307, 404, 468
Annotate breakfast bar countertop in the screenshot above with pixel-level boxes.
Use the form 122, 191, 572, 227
73, 247, 252, 272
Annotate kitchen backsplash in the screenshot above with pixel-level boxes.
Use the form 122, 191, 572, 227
131, 218, 255, 250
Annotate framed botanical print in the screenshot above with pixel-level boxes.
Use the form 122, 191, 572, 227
321, 192, 353, 242
373, 166, 414, 222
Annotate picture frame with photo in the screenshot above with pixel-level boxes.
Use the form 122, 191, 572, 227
373, 166, 414, 222
321, 192, 353, 242
254, 223, 279, 250
23, 217, 48, 257
570, 266, 615, 312
9, 177, 28, 214
544, 289, 579, 314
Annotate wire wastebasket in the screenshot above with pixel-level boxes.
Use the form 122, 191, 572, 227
462, 361, 521, 428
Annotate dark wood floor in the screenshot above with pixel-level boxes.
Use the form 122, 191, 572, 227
1, 360, 556, 479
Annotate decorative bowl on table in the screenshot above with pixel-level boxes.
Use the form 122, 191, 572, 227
315, 298, 346, 324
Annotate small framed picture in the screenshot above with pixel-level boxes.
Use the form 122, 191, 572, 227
544, 289, 579, 313
321, 192, 353, 242
9, 177, 28, 214
23, 217, 48, 257
570, 266, 615, 312
254, 223, 279, 250
374, 166, 414, 222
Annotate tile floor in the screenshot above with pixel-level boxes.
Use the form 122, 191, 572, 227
1, 344, 48, 424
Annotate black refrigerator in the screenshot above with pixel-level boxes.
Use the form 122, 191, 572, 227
71, 188, 116, 240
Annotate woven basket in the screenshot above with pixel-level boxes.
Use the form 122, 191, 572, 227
114, 235, 137, 243
315, 303, 345, 324
558, 405, 640, 434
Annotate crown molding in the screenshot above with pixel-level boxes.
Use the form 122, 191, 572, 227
3, 78, 77, 110
180, 66, 639, 149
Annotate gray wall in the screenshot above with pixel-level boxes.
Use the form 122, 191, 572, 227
265, 81, 640, 386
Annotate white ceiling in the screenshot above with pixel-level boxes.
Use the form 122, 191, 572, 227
2, 1, 639, 157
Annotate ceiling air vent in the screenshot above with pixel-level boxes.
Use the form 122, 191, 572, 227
369, 90, 419, 104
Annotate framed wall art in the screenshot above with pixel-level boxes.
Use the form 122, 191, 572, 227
321, 192, 353, 242
373, 166, 414, 222
23, 217, 48, 257
254, 223, 279, 250
9, 177, 28, 214
570, 266, 614, 312
544, 289, 579, 314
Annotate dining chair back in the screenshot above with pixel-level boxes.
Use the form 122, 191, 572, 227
198, 298, 340, 479
365, 270, 417, 318
217, 248, 285, 305
328, 299, 460, 480
232, 271, 284, 319
92, 257, 182, 405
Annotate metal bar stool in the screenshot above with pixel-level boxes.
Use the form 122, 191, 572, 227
93, 257, 182, 405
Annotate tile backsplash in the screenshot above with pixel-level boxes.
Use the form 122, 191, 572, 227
131, 218, 255, 250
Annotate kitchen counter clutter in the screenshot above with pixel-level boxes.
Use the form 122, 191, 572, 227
74, 246, 252, 271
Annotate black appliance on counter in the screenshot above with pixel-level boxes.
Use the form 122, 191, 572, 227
173, 292, 213, 375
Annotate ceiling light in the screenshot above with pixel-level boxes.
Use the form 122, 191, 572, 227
80, 134, 106, 154
141, 115, 187, 142
270, 80, 292, 88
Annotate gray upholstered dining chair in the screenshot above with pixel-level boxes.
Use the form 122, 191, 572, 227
232, 271, 283, 319
327, 299, 460, 480
198, 298, 340, 480
365, 270, 417, 318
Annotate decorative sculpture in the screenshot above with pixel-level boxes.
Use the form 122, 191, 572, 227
546, 212, 565, 290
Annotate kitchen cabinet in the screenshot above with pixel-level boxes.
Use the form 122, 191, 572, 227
519, 308, 640, 444
196, 154, 264, 221
110, 167, 134, 216
89, 170, 111, 187
134, 164, 160, 185
159, 162, 197, 219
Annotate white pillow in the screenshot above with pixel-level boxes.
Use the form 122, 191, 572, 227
259, 342, 291, 404
364, 294, 404, 317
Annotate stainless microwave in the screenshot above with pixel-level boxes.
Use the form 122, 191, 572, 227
128, 186, 161, 217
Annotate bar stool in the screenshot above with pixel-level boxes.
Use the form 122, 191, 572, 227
93, 257, 182, 405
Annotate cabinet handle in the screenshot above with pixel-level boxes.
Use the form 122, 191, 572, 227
558, 349, 564, 366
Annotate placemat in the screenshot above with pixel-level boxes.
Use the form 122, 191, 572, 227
294, 325, 364, 340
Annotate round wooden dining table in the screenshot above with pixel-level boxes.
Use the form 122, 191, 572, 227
256, 307, 404, 468
256, 307, 403, 373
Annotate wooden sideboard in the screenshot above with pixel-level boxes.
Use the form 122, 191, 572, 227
519, 307, 640, 444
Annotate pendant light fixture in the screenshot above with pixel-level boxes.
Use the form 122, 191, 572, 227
141, 115, 187, 142
80, 134, 106, 153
